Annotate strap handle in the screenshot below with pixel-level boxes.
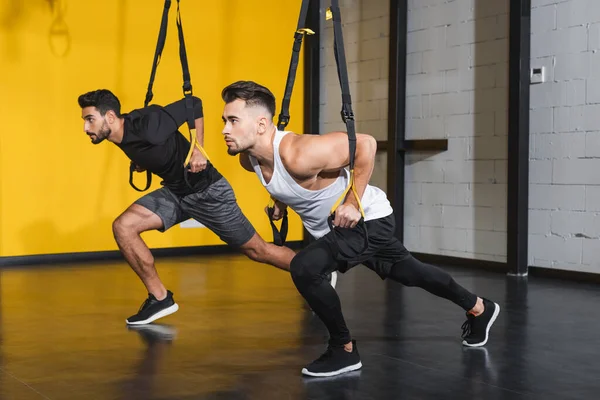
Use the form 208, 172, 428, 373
129, 162, 153, 192
266, 197, 288, 246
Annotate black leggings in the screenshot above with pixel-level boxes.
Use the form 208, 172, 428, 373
290, 214, 478, 347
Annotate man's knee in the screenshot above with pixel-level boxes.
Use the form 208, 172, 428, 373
290, 252, 308, 284
290, 250, 323, 289
112, 215, 134, 242
113, 205, 163, 240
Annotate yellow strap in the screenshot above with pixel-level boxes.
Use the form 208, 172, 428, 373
329, 169, 365, 218
195, 141, 210, 159
183, 127, 210, 167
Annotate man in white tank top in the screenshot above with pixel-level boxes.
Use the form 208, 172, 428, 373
219, 81, 500, 378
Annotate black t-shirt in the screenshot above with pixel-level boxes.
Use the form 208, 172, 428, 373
116, 97, 222, 196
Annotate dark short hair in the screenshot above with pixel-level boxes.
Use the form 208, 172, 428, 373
221, 81, 276, 118
77, 89, 121, 117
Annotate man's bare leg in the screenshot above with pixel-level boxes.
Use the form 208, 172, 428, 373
238, 232, 296, 272
237, 232, 339, 289
112, 204, 168, 300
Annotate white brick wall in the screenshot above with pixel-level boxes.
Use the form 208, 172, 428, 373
529, 0, 600, 273
404, 0, 509, 261
320, 0, 390, 192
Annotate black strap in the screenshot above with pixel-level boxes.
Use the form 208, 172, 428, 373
328, 0, 369, 253
330, 0, 356, 171
272, 0, 363, 247
174, 0, 199, 188
145, 0, 172, 108
175, 0, 194, 129
269, 0, 311, 245
267, 207, 289, 246
134, 0, 197, 192
277, 0, 311, 131
132, 0, 171, 192
129, 162, 153, 192
278, 1, 356, 168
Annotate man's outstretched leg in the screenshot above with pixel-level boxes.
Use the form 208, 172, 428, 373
114, 194, 184, 325
238, 232, 296, 272
384, 254, 500, 347
290, 239, 362, 377
238, 232, 339, 288
181, 177, 338, 287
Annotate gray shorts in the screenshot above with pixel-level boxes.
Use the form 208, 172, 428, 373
134, 177, 256, 247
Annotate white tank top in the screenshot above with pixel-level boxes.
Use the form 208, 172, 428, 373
249, 130, 393, 239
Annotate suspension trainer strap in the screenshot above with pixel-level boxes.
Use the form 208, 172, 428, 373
324, 0, 369, 255
175, 0, 209, 189
130, 0, 173, 192
135, 0, 211, 192
328, 0, 364, 218
267, 197, 289, 246
277, 0, 312, 131
144, 0, 172, 108
268, 0, 312, 246
129, 163, 153, 192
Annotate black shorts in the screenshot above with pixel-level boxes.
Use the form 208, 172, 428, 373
319, 213, 411, 279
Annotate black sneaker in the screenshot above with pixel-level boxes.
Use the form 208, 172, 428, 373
461, 298, 500, 347
126, 290, 179, 325
302, 340, 362, 377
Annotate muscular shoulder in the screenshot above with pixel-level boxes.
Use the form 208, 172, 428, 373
125, 105, 176, 144
279, 131, 372, 177
278, 132, 320, 178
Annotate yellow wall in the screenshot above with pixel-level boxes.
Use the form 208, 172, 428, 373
0, 0, 305, 257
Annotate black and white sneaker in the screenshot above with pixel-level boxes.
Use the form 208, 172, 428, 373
302, 340, 362, 377
461, 298, 500, 347
126, 290, 179, 325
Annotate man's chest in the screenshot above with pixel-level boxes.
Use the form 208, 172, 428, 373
119, 141, 172, 170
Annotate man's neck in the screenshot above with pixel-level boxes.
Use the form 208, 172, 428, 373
248, 125, 277, 167
108, 118, 126, 144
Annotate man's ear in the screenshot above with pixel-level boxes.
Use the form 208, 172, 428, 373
257, 116, 269, 134
105, 110, 117, 123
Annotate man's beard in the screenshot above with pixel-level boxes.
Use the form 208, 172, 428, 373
226, 140, 247, 156
91, 122, 111, 144
227, 147, 241, 156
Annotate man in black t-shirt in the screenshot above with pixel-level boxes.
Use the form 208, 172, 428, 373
77, 89, 313, 325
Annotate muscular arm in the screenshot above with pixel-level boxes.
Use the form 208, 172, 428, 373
283, 132, 377, 207
193, 117, 205, 147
